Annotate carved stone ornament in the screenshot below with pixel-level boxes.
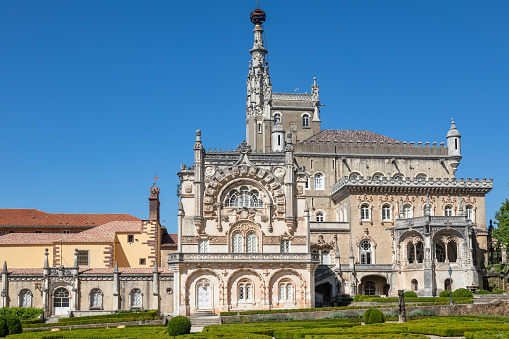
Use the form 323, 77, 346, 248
184, 183, 192, 194
221, 215, 230, 223
235, 207, 256, 222
260, 215, 269, 223
273, 167, 285, 179
296, 185, 304, 195
205, 166, 216, 177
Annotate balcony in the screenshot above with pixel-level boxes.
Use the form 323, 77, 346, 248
310, 221, 350, 232
168, 252, 320, 263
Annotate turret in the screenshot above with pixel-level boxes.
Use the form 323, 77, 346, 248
271, 122, 285, 152
447, 119, 461, 158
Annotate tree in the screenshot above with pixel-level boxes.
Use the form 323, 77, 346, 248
493, 198, 509, 250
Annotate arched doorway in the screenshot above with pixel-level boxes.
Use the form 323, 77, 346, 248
360, 275, 390, 296
315, 282, 332, 305
53, 287, 70, 315
196, 280, 211, 310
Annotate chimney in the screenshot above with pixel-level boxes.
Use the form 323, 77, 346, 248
149, 184, 160, 223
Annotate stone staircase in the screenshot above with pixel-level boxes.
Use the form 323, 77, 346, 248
188, 311, 221, 329
473, 293, 509, 304
44, 315, 68, 324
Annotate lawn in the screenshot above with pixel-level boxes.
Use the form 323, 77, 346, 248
9, 315, 509, 338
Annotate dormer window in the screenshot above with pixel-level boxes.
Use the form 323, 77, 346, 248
226, 186, 263, 208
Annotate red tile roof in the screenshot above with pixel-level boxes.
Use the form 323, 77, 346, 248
0, 209, 140, 228
60, 221, 142, 243
6, 267, 172, 275
0, 233, 63, 245
302, 130, 403, 144
161, 233, 178, 248
7, 268, 43, 274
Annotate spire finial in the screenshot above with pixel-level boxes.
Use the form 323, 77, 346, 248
2, 261, 7, 274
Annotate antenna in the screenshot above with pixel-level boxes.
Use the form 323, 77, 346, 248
257, 0, 259, 9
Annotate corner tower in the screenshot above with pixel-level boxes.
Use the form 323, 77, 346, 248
246, 6, 272, 150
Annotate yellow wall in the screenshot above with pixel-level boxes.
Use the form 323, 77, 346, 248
114, 231, 152, 268
57, 244, 111, 268
0, 245, 52, 268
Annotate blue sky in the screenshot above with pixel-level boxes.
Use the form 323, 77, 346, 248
1, 1, 508, 233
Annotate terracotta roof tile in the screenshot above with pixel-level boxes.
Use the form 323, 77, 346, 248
7, 268, 43, 274
161, 233, 178, 248
302, 130, 403, 145
6, 267, 172, 275
0, 209, 140, 228
60, 221, 142, 243
0, 233, 63, 245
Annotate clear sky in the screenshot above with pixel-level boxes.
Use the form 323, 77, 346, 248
1, 1, 508, 233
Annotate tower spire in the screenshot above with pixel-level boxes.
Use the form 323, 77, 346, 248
246, 6, 272, 145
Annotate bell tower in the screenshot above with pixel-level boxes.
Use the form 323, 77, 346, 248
246, 6, 272, 150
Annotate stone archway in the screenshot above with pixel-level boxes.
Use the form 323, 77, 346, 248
359, 275, 389, 296
315, 282, 332, 307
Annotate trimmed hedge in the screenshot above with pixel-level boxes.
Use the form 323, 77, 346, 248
439, 290, 451, 298
0, 317, 6, 338
167, 316, 191, 336
474, 289, 490, 295
452, 288, 473, 298
404, 291, 417, 298
5, 315, 22, 335
2, 307, 43, 320
363, 308, 385, 324
492, 289, 506, 294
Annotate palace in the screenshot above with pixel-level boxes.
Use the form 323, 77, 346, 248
0, 6, 493, 317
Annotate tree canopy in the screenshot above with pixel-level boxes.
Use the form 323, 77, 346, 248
493, 198, 509, 249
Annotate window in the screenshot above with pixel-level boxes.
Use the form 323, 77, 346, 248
403, 204, 413, 219
436, 243, 446, 262
466, 205, 474, 222
408, 243, 415, 263
128, 235, 134, 243
227, 186, 263, 208
382, 204, 391, 221
63, 230, 70, 234
302, 114, 310, 127
35, 231, 42, 234
274, 113, 281, 124
280, 239, 290, 253
305, 177, 310, 189
444, 278, 452, 291
233, 232, 243, 253
315, 212, 324, 222
258, 123, 261, 133
364, 281, 376, 295
314, 173, 324, 190
77, 250, 89, 266
238, 280, 253, 302
411, 279, 418, 292
199, 239, 209, 253
139, 258, 146, 265
360, 240, 372, 264
360, 204, 370, 221
322, 250, 330, 264
246, 232, 257, 253
90, 289, 102, 309
416, 242, 424, 263
130, 288, 142, 308
19, 289, 32, 308
444, 205, 453, 216
279, 280, 293, 301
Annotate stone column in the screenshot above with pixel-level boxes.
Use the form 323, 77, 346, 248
112, 262, 120, 310
152, 261, 160, 311
423, 233, 433, 296
42, 249, 50, 316
2, 262, 8, 308
398, 290, 406, 323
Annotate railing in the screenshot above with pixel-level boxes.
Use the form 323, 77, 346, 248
353, 264, 393, 272
310, 221, 350, 231
168, 252, 320, 263
272, 92, 313, 101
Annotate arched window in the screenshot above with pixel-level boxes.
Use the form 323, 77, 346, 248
246, 232, 257, 253
466, 205, 474, 222
436, 243, 446, 262
444, 205, 454, 216
382, 204, 391, 221
411, 279, 418, 292
302, 114, 310, 127
372, 172, 384, 180
322, 250, 330, 265
130, 288, 142, 308
232, 232, 243, 253
227, 186, 263, 208
444, 279, 452, 291
364, 281, 376, 295
416, 242, 424, 263
314, 173, 324, 190
360, 240, 372, 264
19, 289, 32, 308
407, 243, 415, 264
238, 280, 253, 302
279, 279, 293, 301
274, 113, 281, 124
403, 204, 413, 219
360, 204, 370, 221
90, 288, 102, 309
315, 212, 324, 222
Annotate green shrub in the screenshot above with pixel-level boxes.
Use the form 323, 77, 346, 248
492, 289, 506, 294
404, 291, 417, 298
439, 290, 451, 298
353, 294, 361, 302
3, 307, 43, 320
167, 316, 191, 336
21, 318, 42, 325
56, 310, 158, 326
0, 317, 7, 338
4, 315, 22, 334
363, 308, 385, 324
407, 309, 437, 317
452, 288, 473, 298
474, 289, 490, 295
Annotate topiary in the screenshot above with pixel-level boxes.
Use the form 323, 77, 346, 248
404, 291, 417, 298
167, 315, 191, 336
363, 308, 385, 324
0, 317, 7, 338
353, 294, 362, 302
452, 288, 473, 298
492, 289, 506, 294
474, 289, 490, 295
4, 315, 22, 335
439, 290, 451, 298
